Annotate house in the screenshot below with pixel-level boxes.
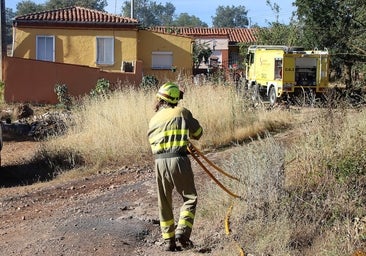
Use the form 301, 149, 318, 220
137, 30, 194, 80
147, 27, 257, 73
11, 6, 141, 72
7, 6, 194, 103
11, 6, 194, 79
6, 6, 256, 103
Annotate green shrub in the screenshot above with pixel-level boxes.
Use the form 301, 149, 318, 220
140, 75, 158, 88
90, 78, 111, 97
54, 83, 72, 110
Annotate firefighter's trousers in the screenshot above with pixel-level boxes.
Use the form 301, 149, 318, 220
155, 156, 197, 240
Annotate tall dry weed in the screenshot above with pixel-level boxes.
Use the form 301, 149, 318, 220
284, 107, 366, 254
196, 134, 290, 255
37, 79, 366, 254
198, 107, 366, 255
285, 107, 365, 254
40, 82, 293, 171
41, 86, 156, 169
182, 85, 292, 148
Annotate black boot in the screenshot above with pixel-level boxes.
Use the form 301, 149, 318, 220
176, 234, 194, 250
164, 238, 177, 252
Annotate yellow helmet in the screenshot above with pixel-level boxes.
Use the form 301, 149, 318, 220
156, 82, 181, 104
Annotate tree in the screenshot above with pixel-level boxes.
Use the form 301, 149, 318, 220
122, 0, 175, 27
294, 0, 366, 88
212, 5, 249, 28
5, 8, 16, 46
256, 22, 301, 46
192, 42, 212, 69
44, 0, 107, 11
255, 1, 301, 46
16, 0, 44, 15
173, 13, 208, 27
16, 0, 107, 15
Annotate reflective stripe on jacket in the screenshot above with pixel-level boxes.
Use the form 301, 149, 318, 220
148, 106, 203, 155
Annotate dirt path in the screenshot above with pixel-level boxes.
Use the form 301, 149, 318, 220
0, 139, 227, 256
0, 105, 309, 256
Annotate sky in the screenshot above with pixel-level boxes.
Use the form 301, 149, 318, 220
7, 0, 296, 27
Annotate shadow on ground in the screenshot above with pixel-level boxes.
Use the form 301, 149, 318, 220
0, 158, 55, 188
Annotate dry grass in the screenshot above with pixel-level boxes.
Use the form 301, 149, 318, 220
197, 135, 291, 255
196, 106, 366, 255
40, 86, 155, 171
36, 79, 366, 254
39, 82, 293, 172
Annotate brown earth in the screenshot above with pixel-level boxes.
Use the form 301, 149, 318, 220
0, 134, 238, 256
1, 90, 365, 256
2, 105, 361, 256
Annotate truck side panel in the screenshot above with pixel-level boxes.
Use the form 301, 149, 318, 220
248, 49, 283, 84
283, 55, 296, 85
318, 56, 329, 88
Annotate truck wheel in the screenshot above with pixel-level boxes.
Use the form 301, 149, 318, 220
269, 87, 277, 106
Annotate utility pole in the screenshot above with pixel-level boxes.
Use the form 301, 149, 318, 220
0, 0, 6, 81
131, 0, 134, 19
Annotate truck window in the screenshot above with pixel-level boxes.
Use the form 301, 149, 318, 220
275, 58, 282, 79
246, 52, 254, 64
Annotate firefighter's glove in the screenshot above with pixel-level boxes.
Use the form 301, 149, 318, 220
187, 143, 197, 156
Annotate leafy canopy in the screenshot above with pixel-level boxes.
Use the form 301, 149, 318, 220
15, 0, 107, 15
121, 0, 209, 27
122, 0, 175, 26
212, 5, 249, 28
173, 13, 208, 27
16, 0, 44, 15
44, 0, 107, 11
294, 0, 366, 87
255, 1, 300, 46
192, 42, 212, 69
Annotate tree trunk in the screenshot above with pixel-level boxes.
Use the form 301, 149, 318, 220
343, 62, 353, 89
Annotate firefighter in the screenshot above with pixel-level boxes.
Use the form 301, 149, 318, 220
148, 82, 203, 251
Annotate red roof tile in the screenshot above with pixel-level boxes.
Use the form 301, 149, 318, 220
148, 26, 257, 43
14, 6, 139, 26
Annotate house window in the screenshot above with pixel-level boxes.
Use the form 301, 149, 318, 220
152, 51, 173, 69
36, 35, 55, 61
96, 37, 114, 65
122, 61, 134, 72
229, 51, 244, 68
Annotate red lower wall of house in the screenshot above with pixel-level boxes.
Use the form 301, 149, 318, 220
221, 49, 229, 68
3, 57, 143, 104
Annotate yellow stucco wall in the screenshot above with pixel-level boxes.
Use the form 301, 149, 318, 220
12, 27, 193, 81
13, 27, 138, 72
138, 30, 193, 82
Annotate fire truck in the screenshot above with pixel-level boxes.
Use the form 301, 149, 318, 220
245, 45, 330, 105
